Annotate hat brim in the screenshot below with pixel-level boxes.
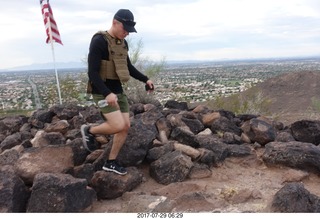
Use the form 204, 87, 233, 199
122, 23, 137, 33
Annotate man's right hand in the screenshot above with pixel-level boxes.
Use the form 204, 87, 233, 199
106, 93, 119, 107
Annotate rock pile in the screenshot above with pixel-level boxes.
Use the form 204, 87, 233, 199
1, 100, 320, 212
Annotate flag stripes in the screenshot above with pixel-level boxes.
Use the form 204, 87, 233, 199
40, 0, 63, 45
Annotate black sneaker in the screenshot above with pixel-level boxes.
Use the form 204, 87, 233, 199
80, 124, 97, 152
102, 160, 127, 175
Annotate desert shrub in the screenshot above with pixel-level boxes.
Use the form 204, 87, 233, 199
308, 97, 320, 120
311, 97, 320, 112
124, 38, 166, 105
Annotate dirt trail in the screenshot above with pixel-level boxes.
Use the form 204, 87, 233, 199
90, 148, 320, 213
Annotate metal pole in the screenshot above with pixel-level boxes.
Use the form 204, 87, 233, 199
47, 12, 62, 104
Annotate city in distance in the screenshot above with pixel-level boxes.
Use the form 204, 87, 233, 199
1, 56, 320, 115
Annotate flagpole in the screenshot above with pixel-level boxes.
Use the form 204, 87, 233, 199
46, 11, 62, 105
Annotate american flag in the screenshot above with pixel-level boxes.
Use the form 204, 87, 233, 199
40, 0, 63, 45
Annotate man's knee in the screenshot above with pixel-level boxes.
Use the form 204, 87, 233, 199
112, 121, 129, 132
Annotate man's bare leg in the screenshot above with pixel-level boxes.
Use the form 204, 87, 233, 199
88, 111, 130, 175
106, 112, 130, 160
90, 111, 127, 135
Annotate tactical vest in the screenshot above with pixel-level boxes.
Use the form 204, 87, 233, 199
87, 31, 130, 94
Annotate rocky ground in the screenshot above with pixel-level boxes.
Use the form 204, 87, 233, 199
90, 71, 320, 213
3, 71, 320, 214
90, 143, 320, 213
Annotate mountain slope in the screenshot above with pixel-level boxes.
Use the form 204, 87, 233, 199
213, 70, 320, 125
255, 70, 320, 114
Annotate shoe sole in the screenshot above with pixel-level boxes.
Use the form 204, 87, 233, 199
80, 125, 93, 152
102, 166, 127, 175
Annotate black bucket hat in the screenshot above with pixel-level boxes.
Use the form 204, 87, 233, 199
114, 9, 137, 33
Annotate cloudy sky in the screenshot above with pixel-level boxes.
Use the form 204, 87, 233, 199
0, 0, 320, 70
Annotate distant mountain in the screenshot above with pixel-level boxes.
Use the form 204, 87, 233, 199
3, 56, 320, 72
0, 61, 86, 72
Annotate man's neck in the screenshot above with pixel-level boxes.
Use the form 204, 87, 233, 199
107, 28, 115, 38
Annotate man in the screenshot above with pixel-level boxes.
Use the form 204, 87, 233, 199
81, 9, 154, 175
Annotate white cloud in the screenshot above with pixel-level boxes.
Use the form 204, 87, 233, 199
0, 0, 319, 69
